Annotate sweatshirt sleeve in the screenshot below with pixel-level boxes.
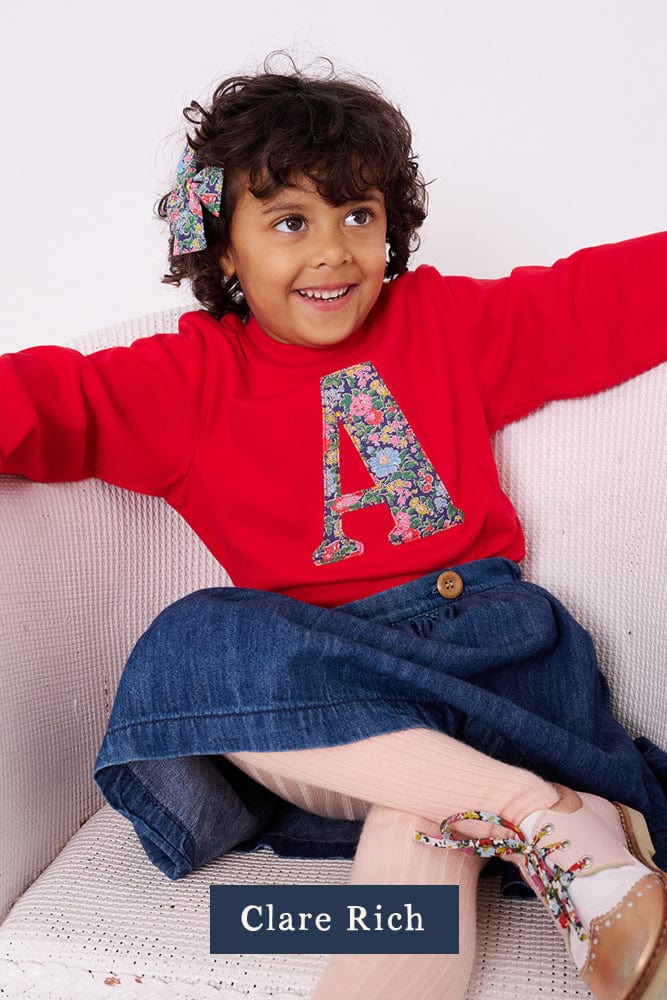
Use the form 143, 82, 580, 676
0, 314, 212, 498
428, 231, 667, 432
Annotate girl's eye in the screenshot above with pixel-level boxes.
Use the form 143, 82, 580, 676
345, 208, 373, 227
274, 216, 306, 233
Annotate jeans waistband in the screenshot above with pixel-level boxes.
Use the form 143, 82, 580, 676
342, 557, 523, 624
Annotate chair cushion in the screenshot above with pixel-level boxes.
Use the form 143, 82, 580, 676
0, 806, 587, 998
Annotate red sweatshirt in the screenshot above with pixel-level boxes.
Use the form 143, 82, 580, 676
2, 233, 666, 606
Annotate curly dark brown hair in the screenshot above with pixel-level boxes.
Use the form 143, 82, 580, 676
157, 55, 428, 320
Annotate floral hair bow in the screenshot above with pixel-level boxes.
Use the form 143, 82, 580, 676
166, 146, 224, 255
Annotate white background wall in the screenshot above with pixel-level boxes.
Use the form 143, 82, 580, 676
1, 0, 666, 354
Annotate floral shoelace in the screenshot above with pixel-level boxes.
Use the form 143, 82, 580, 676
415, 810, 589, 942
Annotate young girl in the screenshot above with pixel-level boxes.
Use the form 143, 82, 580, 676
1, 62, 666, 1000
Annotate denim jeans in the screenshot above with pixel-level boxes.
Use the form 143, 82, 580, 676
94, 558, 667, 880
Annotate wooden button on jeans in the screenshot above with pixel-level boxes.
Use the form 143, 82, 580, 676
436, 570, 464, 599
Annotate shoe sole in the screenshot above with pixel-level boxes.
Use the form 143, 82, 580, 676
614, 803, 667, 1000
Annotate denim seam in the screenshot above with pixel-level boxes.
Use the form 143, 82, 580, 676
387, 608, 442, 627
383, 577, 523, 625
122, 764, 196, 860
105, 695, 449, 736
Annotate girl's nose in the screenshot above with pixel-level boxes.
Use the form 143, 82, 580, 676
309, 228, 351, 268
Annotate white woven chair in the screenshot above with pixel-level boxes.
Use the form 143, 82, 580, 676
0, 310, 665, 1000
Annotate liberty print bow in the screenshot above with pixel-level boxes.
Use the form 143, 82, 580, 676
166, 146, 224, 255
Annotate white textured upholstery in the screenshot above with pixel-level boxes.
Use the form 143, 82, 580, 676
0, 309, 665, 998
0, 807, 584, 999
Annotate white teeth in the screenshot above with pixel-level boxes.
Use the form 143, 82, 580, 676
298, 287, 350, 301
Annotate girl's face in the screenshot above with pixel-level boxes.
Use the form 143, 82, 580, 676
220, 176, 388, 349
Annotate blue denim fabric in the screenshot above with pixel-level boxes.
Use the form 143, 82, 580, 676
94, 558, 667, 880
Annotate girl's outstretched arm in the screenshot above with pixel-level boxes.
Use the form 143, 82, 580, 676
428, 229, 667, 432
0, 317, 214, 500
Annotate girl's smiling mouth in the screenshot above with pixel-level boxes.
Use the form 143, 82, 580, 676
295, 285, 353, 308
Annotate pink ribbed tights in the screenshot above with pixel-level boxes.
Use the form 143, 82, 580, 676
226, 727, 559, 999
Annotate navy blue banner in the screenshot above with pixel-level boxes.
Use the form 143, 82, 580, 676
210, 884, 458, 954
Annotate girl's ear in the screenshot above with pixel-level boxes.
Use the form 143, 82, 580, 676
219, 248, 235, 277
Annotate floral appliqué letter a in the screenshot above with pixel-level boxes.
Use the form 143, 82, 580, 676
313, 363, 464, 565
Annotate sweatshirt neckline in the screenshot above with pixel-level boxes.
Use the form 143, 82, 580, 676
242, 311, 379, 368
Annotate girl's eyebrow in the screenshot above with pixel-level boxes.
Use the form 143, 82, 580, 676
261, 199, 308, 215
261, 192, 382, 215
